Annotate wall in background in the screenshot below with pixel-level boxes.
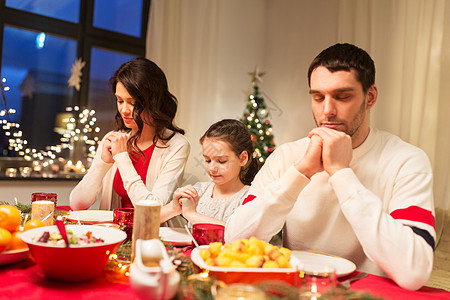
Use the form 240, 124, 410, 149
149, 0, 340, 184
263, 0, 340, 144
147, 0, 450, 209
0, 180, 91, 208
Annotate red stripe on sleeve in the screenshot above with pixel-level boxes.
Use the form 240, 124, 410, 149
242, 194, 256, 205
390, 206, 435, 229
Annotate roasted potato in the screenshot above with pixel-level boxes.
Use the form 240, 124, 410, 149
199, 236, 292, 268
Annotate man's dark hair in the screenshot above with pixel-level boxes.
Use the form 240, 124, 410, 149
307, 43, 375, 93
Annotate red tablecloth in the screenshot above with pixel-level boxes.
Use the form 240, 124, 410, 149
0, 258, 135, 300
4, 210, 446, 299
340, 271, 449, 300
56, 206, 72, 211
1, 256, 449, 300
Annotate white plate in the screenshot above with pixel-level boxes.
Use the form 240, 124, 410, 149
291, 251, 356, 277
66, 210, 114, 224
191, 245, 302, 273
0, 248, 29, 266
159, 227, 192, 246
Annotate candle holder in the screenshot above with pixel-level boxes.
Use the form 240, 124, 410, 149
5, 168, 17, 177
31, 192, 58, 207
32, 161, 42, 174
131, 200, 161, 261
298, 263, 337, 299
31, 200, 55, 225
185, 273, 224, 300
216, 283, 266, 300
113, 208, 134, 242
19, 166, 32, 177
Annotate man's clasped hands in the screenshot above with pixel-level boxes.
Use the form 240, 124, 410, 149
295, 127, 353, 179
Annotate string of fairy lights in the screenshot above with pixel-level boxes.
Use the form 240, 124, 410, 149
245, 94, 273, 162
239, 68, 276, 164
1, 105, 100, 171
59, 105, 101, 159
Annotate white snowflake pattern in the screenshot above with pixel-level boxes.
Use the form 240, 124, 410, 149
68, 57, 86, 91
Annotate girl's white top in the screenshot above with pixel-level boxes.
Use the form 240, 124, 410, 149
193, 181, 250, 223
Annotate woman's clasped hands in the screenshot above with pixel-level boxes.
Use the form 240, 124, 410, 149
102, 131, 130, 163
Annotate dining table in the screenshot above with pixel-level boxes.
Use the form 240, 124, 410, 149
1, 246, 449, 300
1, 206, 449, 300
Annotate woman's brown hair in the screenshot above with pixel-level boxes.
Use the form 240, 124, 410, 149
110, 57, 184, 156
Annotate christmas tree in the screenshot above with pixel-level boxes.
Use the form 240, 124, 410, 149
240, 68, 275, 164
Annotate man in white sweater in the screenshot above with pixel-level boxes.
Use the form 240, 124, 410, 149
225, 43, 435, 290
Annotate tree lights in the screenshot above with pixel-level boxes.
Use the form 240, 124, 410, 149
240, 68, 276, 164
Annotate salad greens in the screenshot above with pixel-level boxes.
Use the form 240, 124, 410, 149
35, 230, 104, 246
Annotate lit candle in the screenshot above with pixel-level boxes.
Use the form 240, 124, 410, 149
311, 284, 318, 300
33, 161, 42, 173
31, 200, 54, 225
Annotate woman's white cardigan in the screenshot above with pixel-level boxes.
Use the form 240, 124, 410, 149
70, 130, 190, 210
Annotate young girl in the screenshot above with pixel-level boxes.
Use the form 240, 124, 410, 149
70, 58, 190, 210
160, 119, 259, 225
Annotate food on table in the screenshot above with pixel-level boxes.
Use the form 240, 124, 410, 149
0, 205, 22, 232
0, 205, 31, 253
0, 228, 12, 252
8, 231, 28, 250
33, 230, 105, 246
23, 219, 45, 231
199, 236, 292, 268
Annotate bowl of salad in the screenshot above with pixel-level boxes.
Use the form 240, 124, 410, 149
21, 224, 126, 282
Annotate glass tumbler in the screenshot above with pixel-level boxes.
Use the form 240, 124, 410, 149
298, 263, 337, 299
32, 192, 58, 207
113, 207, 135, 242
216, 283, 266, 300
192, 223, 225, 246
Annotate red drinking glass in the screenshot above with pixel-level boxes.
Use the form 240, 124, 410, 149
192, 223, 225, 246
113, 208, 134, 242
32, 192, 58, 206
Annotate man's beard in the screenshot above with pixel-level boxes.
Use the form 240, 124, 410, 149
314, 98, 366, 137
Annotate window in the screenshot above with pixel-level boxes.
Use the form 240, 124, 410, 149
0, 0, 150, 178
93, 0, 144, 37
5, 0, 80, 23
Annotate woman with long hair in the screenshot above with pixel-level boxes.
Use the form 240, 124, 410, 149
70, 58, 190, 210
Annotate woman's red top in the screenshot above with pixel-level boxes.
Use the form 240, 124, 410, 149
113, 144, 155, 207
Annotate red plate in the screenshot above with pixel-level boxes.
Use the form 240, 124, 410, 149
0, 248, 29, 266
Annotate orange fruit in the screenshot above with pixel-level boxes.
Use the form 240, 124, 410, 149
0, 205, 22, 232
8, 231, 27, 250
0, 228, 12, 252
23, 219, 45, 231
